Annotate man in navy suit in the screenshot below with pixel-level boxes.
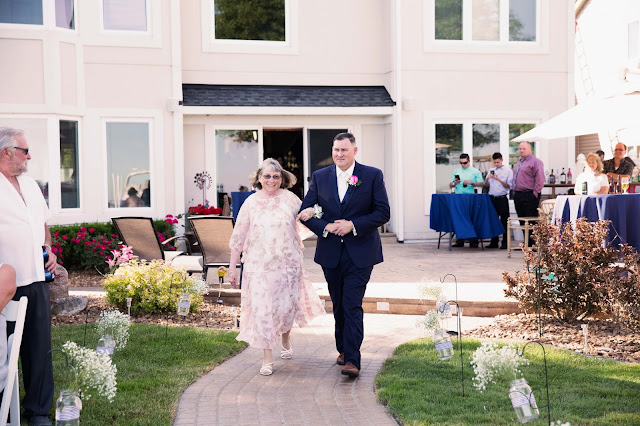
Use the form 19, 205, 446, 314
298, 132, 390, 378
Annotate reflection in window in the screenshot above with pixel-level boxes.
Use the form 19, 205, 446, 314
472, 0, 499, 41
308, 129, 348, 176
106, 122, 150, 208
103, 0, 147, 31
435, 0, 462, 40
508, 123, 536, 167
0, 0, 43, 25
213, 0, 286, 41
435, 124, 463, 193
56, 0, 74, 29
509, 0, 536, 42
216, 130, 258, 207
60, 120, 79, 208
472, 124, 500, 177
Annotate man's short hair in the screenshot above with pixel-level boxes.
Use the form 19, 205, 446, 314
617, 143, 628, 151
333, 132, 356, 144
459, 153, 470, 161
492, 152, 503, 160
596, 150, 605, 156
0, 127, 24, 152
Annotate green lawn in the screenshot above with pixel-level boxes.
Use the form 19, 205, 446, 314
44, 323, 246, 425
375, 338, 640, 425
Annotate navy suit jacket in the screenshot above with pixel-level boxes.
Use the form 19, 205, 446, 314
300, 162, 390, 269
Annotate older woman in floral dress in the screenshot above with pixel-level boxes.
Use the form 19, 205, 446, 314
227, 159, 325, 376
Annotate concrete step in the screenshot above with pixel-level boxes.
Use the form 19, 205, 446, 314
204, 289, 520, 317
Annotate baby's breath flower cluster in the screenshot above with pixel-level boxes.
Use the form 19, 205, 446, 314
419, 278, 444, 301
184, 277, 210, 297
470, 342, 528, 392
96, 310, 130, 350
416, 310, 441, 332
63, 341, 117, 402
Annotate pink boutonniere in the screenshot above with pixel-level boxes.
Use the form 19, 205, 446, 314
347, 175, 362, 187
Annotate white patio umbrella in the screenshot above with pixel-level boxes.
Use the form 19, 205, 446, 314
512, 90, 640, 142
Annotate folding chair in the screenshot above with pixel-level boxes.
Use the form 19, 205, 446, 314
0, 296, 29, 426
112, 217, 202, 275
188, 216, 241, 281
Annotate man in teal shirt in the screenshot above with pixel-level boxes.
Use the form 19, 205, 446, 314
449, 153, 484, 247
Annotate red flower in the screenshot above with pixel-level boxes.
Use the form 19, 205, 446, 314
62, 235, 68, 240
80, 227, 86, 231
88, 228, 95, 233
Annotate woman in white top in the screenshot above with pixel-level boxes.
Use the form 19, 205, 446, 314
574, 152, 609, 195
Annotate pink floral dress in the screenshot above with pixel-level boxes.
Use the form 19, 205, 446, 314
229, 189, 325, 349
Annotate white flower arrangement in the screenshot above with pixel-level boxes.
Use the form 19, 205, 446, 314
418, 278, 444, 301
96, 310, 130, 350
312, 203, 324, 219
63, 341, 118, 402
416, 310, 441, 332
470, 342, 528, 392
184, 277, 209, 296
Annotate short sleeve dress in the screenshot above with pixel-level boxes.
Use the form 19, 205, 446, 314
229, 189, 325, 349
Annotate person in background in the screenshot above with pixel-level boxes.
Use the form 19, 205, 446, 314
596, 150, 605, 163
603, 143, 634, 175
0, 127, 56, 426
574, 152, 609, 195
512, 141, 545, 246
484, 153, 513, 249
449, 153, 483, 248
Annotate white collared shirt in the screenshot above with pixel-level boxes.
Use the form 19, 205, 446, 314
0, 173, 51, 286
487, 165, 513, 197
336, 163, 355, 202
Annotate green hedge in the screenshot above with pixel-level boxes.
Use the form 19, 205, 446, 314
50, 220, 177, 273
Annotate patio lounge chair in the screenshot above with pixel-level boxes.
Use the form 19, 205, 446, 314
0, 296, 28, 426
111, 217, 202, 274
188, 216, 240, 280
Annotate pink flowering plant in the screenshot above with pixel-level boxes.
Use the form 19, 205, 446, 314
105, 246, 135, 274
347, 175, 362, 187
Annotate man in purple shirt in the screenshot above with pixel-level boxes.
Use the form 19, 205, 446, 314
512, 141, 545, 246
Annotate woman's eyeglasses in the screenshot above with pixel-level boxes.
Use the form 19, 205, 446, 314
262, 174, 281, 180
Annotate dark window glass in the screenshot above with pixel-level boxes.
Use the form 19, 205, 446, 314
509, 0, 536, 42
214, 0, 286, 41
0, 0, 43, 25
435, 124, 463, 193
435, 0, 462, 40
60, 120, 79, 208
308, 129, 348, 176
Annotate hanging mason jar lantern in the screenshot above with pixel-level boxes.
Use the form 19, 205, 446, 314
177, 292, 191, 316
432, 328, 454, 361
55, 389, 82, 425
97, 334, 115, 357
509, 377, 540, 423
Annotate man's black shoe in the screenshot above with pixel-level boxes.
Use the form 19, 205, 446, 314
469, 243, 479, 248
453, 241, 465, 247
486, 243, 499, 249
500, 245, 507, 250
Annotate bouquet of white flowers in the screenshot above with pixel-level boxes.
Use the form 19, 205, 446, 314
96, 309, 130, 350
470, 341, 528, 392
63, 341, 118, 402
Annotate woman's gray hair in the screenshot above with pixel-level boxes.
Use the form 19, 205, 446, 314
249, 158, 297, 190
0, 127, 24, 151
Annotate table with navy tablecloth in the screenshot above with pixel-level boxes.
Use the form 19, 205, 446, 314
553, 194, 640, 251
231, 191, 254, 221
429, 193, 505, 250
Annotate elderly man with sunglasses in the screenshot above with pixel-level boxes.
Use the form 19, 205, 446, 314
0, 127, 56, 426
449, 153, 484, 247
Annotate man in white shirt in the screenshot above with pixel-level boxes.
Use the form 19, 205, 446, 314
0, 127, 56, 426
484, 153, 513, 249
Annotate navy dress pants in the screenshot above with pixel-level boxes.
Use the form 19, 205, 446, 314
322, 245, 373, 370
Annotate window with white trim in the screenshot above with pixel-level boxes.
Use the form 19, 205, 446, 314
434, 0, 537, 43
55, 0, 75, 30
60, 120, 79, 208
212, 0, 287, 43
215, 129, 259, 205
102, 0, 147, 32
0, 0, 43, 25
106, 122, 151, 208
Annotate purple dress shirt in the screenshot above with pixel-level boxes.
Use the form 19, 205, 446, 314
513, 154, 545, 197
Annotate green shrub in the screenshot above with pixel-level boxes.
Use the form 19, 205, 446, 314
103, 260, 209, 314
504, 218, 639, 324
50, 220, 179, 273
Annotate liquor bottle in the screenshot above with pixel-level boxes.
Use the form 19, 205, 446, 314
560, 168, 567, 184
633, 166, 639, 182
567, 168, 572, 184
42, 246, 54, 282
549, 169, 556, 184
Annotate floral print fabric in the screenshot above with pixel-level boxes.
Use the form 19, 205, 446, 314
229, 190, 325, 349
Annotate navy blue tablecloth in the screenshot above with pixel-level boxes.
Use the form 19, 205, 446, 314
231, 191, 254, 222
430, 194, 504, 240
556, 194, 640, 250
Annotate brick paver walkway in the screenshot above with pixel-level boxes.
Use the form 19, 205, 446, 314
174, 313, 425, 425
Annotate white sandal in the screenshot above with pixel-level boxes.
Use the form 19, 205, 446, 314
281, 344, 293, 360
260, 361, 274, 376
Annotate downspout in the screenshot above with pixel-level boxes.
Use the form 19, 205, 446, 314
170, 0, 185, 216
394, 0, 405, 242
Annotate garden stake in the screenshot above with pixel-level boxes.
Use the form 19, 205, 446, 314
519, 341, 552, 426
217, 276, 224, 304
581, 324, 589, 354
37, 348, 74, 415
440, 273, 459, 303
83, 305, 104, 347
446, 300, 465, 397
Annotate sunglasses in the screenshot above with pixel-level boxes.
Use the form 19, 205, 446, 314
459, 161, 469, 165
11, 146, 29, 155
262, 174, 281, 180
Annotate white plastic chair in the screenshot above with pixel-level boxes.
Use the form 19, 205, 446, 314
0, 296, 28, 426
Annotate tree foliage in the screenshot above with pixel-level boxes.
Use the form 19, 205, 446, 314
214, 0, 285, 41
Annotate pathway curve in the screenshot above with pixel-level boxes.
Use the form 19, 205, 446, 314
174, 313, 426, 425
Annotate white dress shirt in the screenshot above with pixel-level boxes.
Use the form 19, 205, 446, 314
336, 163, 355, 202
487, 165, 513, 197
0, 173, 51, 287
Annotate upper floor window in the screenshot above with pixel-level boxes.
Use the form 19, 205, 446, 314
434, 0, 537, 43
0, 0, 43, 25
103, 0, 147, 32
56, 0, 74, 30
213, 0, 286, 42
